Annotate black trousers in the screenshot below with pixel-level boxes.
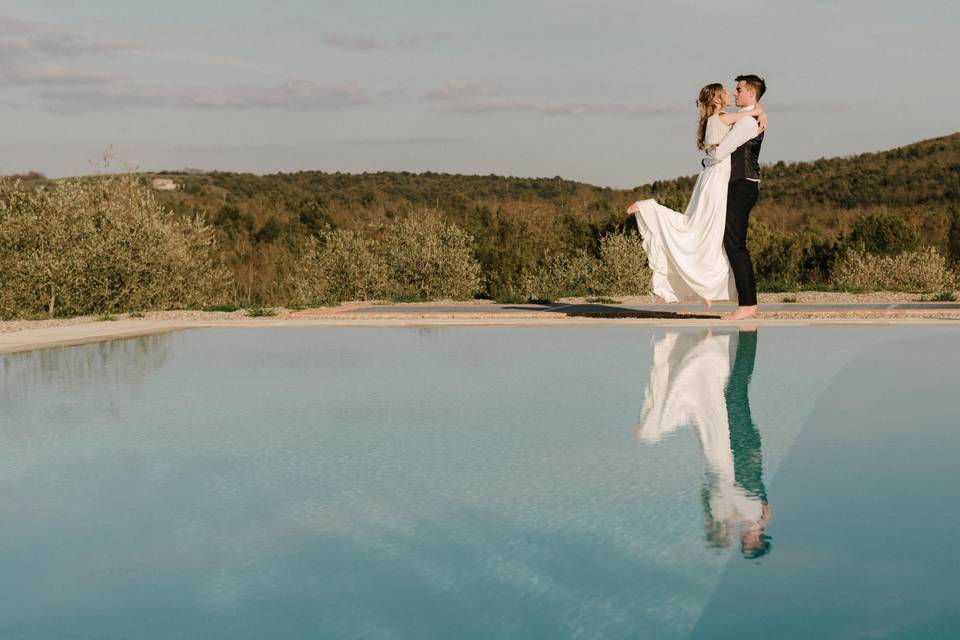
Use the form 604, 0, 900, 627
724, 179, 759, 306
725, 330, 766, 500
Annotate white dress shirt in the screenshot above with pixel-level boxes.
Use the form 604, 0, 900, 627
703, 104, 760, 182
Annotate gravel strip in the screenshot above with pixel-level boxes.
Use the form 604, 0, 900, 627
3, 292, 959, 335
562, 291, 954, 305
0, 309, 283, 334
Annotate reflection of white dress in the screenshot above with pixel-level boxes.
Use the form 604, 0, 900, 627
631, 114, 738, 303
634, 331, 763, 524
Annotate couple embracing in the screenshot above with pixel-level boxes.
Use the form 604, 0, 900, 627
628, 75, 768, 321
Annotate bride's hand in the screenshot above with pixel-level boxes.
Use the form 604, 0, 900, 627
756, 111, 768, 134
626, 202, 641, 214
751, 102, 767, 133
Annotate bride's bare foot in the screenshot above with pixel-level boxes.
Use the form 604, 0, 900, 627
721, 305, 758, 321
703, 298, 712, 307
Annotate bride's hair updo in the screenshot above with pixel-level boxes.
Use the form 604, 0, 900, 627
696, 83, 725, 150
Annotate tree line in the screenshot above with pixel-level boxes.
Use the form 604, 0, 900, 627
2, 132, 958, 317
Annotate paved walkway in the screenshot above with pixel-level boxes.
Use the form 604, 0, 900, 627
2, 303, 959, 356
340, 302, 960, 316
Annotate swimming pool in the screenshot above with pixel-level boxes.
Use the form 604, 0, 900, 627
2, 326, 958, 639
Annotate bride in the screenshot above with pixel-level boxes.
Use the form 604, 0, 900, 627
627, 83, 765, 305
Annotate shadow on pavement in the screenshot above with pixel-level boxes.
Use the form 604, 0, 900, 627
503, 304, 720, 320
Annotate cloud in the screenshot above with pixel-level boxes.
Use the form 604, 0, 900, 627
4, 64, 122, 86
770, 100, 856, 115
0, 15, 136, 62
0, 16, 387, 114
323, 32, 451, 51
437, 99, 676, 117
186, 81, 376, 110
423, 80, 677, 118
33, 85, 167, 112
32, 80, 382, 113
332, 136, 464, 147
423, 80, 503, 102
0, 16, 134, 91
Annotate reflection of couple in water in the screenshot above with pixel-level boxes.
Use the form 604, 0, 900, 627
634, 329, 771, 559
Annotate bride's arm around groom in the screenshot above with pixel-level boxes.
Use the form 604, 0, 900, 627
703, 109, 765, 167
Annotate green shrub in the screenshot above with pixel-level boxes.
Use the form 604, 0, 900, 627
0, 174, 232, 319
757, 279, 798, 293
204, 303, 242, 312
381, 212, 483, 300
492, 291, 529, 304
286, 212, 483, 303
596, 232, 651, 296
847, 212, 918, 256
948, 209, 960, 266
521, 232, 652, 300
245, 305, 277, 317
299, 230, 390, 302
798, 237, 843, 284
586, 296, 619, 304
521, 251, 600, 301
748, 221, 806, 287
748, 221, 842, 288
830, 247, 957, 292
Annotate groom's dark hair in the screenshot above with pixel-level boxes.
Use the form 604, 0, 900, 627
735, 74, 766, 99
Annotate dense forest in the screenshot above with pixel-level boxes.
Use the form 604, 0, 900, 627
10, 131, 960, 306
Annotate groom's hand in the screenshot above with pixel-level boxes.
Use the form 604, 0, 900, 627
756, 112, 768, 134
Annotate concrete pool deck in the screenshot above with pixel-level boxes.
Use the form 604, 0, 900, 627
2, 301, 960, 355
308, 301, 960, 317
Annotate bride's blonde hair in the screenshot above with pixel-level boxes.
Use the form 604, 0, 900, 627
696, 83, 725, 150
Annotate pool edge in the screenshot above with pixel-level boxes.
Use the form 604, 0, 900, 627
2, 316, 960, 356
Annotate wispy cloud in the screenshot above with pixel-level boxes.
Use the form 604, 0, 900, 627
33, 80, 382, 113
423, 80, 502, 102
323, 32, 452, 51
186, 80, 376, 110
424, 80, 677, 118
0, 16, 391, 114
332, 136, 464, 147
0, 16, 134, 91
0, 15, 136, 62
770, 100, 856, 115
446, 100, 677, 117
4, 64, 123, 87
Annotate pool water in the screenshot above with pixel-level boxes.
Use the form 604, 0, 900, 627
2, 327, 958, 639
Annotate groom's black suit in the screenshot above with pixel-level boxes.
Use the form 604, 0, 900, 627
725, 124, 764, 307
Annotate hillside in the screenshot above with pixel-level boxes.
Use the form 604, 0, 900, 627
631, 132, 960, 210
149, 130, 960, 211
10, 131, 959, 302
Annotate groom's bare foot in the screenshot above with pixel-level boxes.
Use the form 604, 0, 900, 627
721, 305, 758, 321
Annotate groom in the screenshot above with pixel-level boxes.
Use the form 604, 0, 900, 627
704, 75, 767, 321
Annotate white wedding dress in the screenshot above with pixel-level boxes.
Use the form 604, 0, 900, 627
633, 331, 764, 527
631, 114, 738, 303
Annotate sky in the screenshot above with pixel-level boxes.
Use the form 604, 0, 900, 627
0, 0, 957, 187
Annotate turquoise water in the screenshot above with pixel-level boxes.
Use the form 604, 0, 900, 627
2, 327, 958, 639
